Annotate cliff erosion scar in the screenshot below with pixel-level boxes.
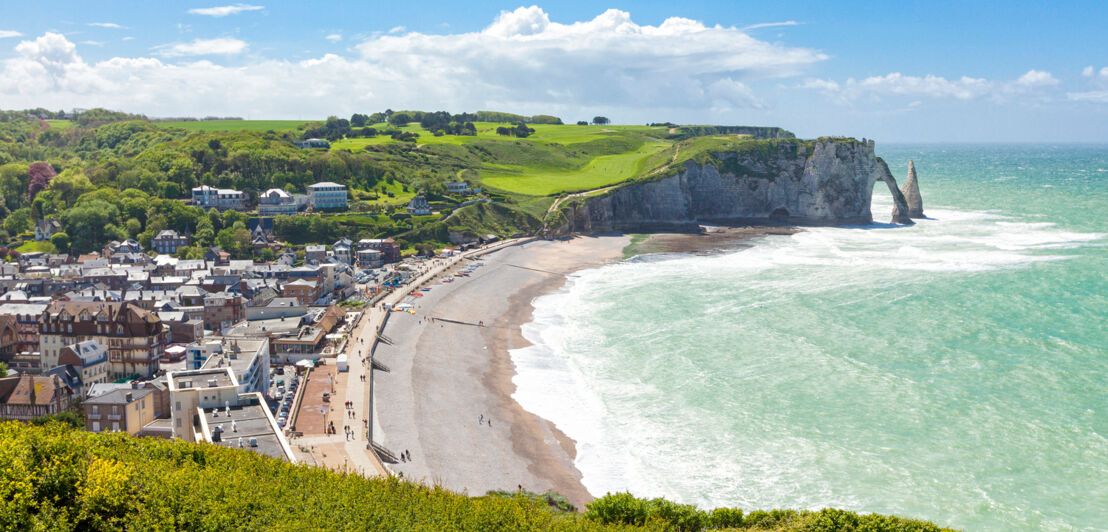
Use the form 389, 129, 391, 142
559, 138, 918, 233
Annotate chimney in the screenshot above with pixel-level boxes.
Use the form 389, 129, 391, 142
125, 392, 133, 403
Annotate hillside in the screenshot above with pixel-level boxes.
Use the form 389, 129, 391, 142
0, 107, 821, 257
0, 422, 952, 531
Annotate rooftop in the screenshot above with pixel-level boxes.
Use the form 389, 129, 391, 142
170, 368, 236, 391
84, 387, 155, 405
201, 398, 290, 460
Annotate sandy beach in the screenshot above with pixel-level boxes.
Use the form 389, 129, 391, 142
372, 228, 795, 509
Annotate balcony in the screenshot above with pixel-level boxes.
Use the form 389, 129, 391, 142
87, 413, 101, 420
107, 414, 122, 421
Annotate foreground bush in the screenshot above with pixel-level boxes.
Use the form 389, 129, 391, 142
0, 422, 952, 531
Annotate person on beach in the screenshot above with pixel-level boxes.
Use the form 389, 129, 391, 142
479, 414, 483, 424
488, 419, 492, 427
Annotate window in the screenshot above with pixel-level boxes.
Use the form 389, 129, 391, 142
92, 421, 100, 432
175, 401, 181, 411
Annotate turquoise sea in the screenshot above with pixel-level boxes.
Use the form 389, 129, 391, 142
511, 144, 1107, 531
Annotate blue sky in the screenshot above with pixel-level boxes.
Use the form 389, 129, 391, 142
1, 1, 1106, 141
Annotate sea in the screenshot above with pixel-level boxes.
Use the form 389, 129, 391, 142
511, 144, 1107, 531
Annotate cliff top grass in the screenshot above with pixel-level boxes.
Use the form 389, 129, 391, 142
156, 119, 312, 132
0, 422, 953, 531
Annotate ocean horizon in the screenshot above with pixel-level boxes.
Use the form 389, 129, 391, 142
511, 143, 1107, 531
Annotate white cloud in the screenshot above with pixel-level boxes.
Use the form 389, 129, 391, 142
89, 22, 125, 29
325, 34, 342, 43
387, 26, 406, 34
1015, 69, 1058, 87
155, 37, 248, 57
802, 69, 1061, 104
741, 21, 799, 31
81, 41, 105, 46
0, 30, 22, 39
1067, 90, 1108, 103
122, 36, 135, 41
1082, 66, 1094, 77
0, 9, 826, 119
188, 4, 264, 17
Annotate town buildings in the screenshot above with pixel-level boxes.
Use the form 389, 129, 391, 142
308, 182, 347, 210
56, 340, 110, 397
192, 185, 245, 210
258, 188, 297, 216
358, 238, 401, 263
407, 195, 431, 215
84, 386, 159, 434
166, 367, 295, 461
0, 374, 73, 421
152, 230, 190, 255
38, 301, 166, 379
34, 219, 62, 241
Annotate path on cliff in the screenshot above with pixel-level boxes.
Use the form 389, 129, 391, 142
541, 144, 681, 232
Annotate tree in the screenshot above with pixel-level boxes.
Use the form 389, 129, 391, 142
576, 121, 589, 126
592, 116, 610, 125
350, 113, 368, 127
27, 162, 56, 202
50, 232, 70, 253
59, 200, 121, 252
0, 361, 7, 378
46, 169, 94, 208
3, 208, 32, 235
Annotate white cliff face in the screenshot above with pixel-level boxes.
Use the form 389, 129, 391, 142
562, 139, 912, 233
900, 159, 925, 218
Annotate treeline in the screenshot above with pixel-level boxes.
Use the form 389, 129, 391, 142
495, 123, 537, 138
0, 422, 952, 531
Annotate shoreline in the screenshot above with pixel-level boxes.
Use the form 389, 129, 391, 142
372, 228, 794, 509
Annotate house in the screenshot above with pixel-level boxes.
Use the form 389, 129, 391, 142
103, 239, 143, 257
445, 181, 470, 195
34, 219, 62, 241
331, 238, 354, 264
0, 315, 16, 358
192, 185, 245, 210
308, 182, 347, 211
202, 293, 244, 331
258, 188, 296, 216
281, 279, 321, 305
407, 195, 431, 215
157, 311, 203, 345
0, 374, 73, 421
204, 246, 231, 266
305, 245, 326, 265
292, 138, 330, 149
38, 301, 166, 379
152, 230, 189, 255
56, 340, 110, 397
357, 248, 383, 269
83, 385, 159, 434
357, 238, 401, 263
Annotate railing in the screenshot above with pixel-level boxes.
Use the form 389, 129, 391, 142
107, 414, 122, 421
87, 413, 101, 420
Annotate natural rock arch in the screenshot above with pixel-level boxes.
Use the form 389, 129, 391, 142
872, 160, 913, 224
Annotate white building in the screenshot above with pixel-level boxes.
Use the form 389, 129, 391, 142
258, 188, 297, 216
407, 196, 431, 216
192, 186, 245, 211
166, 367, 296, 462
185, 336, 270, 395
308, 182, 347, 211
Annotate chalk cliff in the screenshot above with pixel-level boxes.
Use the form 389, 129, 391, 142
558, 138, 913, 234
899, 159, 924, 218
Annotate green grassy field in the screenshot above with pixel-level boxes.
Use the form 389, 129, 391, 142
157, 120, 311, 132
333, 122, 676, 197
44, 119, 74, 130
482, 140, 671, 196
15, 240, 57, 253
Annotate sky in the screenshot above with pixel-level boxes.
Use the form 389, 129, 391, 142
1, 1, 1106, 141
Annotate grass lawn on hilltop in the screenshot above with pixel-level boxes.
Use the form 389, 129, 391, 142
157, 120, 311, 132
44, 119, 74, 130
482, 140, 671, 196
